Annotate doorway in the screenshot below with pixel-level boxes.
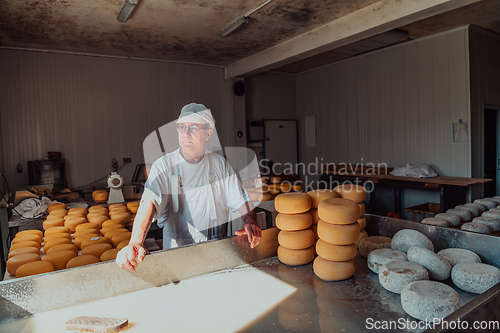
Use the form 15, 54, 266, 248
484, 107, 500, 197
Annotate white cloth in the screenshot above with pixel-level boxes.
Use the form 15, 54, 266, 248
13, 197, 52, 218
390, 163, 438, 178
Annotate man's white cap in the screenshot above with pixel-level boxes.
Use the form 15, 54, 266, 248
176, 103, 216, 128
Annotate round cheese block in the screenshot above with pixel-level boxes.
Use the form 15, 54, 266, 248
127, 202, 140, 210
109, 212, 132, 224
66, 255, 101, 269
16, 261, 55, 278
275, 193, 312, 214
87, 211, 109, 219
355, 230, 368, 248
437, 248, 481, 267
64, 216, 87, 232
279, 183, 291, 193
10, 241, 41, 252
309, 209, 320, 225
6, 253, 41, 275
13, 234, 42, 245
109, 203, 126, 210
481, 210, 500, 222
63, 213, 85, 221
474, 198, 497, 209
306, 190, 340, 209
391, 229, 434, 253
75, 222, 100, 233
407, 246, 451, 281
317, 220, 360, 245
315, 240, 357, 262
44, 233, 72, 243
43, 250, 77, 270
43, 218, 65, 230
333, 184, 367, 203
100, 249, 120, 262
88, 205, 108, 212
101, 226, 127, 237
357, 217, 366, 230
43, 238, 72, 253
472, 216, 500, 232
128, 205, 140, 214
16, 229, 43, 238
359, 236, 392, 258
367, 248, 407, 274
44, 226, 71, 236
446, 208, 471, 222
358, 203, 365, 218
421, 217, 448, 227
8, 247, 40, 259
87, 215, 109, 227
104, 229, 130, 240
81, 236, 111, 250
102, 219, 125, 228
111, 233, 132, 248
109, 206, 129, 214
292, 184, 302, 192
277, 246, 315, 266
490, 196, 500, 204
48, 209, 67, 218
46, 243, 78, 255
465, 202, 486, 214
73, 229, 101, 239
68, 207, 88, 216
451, 263, 500, 294
401, 281, 461, 321
268, 188, 280, 196
318, 198, 360, 225
379, 261, 429, 294
455, 205, 479, 218
116, 240, 129, 251
74, 234, 100, 249
460, 222, 491, 234
47, 203, 66, 212
275, 212, 312, 231
278, 229, 315, 250
82, 243, 114, 258
313, 257, 355, 281
434, 213, 461, 227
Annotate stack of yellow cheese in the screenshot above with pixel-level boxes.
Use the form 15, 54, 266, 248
275, 193, 314, 266
6, 230, 44, 277
246, 186, 273, 203
314, 197, 360, 281
334, 184, 368, 247
266, 176, 303, 196
306, 189, 340, 254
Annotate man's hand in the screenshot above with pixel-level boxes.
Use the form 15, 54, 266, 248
115, 244, 146, 271
235, 223, 262, 248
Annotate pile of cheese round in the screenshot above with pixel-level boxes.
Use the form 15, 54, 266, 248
246, 176, 302, 203
6, 202, 139, 278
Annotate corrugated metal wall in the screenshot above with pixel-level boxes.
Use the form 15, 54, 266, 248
296, 27, 471, 207
0, 50, 237, 191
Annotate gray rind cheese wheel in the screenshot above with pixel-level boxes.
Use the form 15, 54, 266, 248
435, 213, 461, 227
446, 209, 471, 222
464, 202, 486, 214
486, 197, 500, 205
407, 246, 451, 281
488, 207, 500, 213
474, 199, 497, 210
472, 217, 500, 232
367, 248, 407, 274
379, 261, 429, 294
421, 217, 448, 227
359, 236, 392, 258
460, 222, 491, 234
451, 263, 500, 294
401, 281, 461, 321
391, 229, 434, 253
455, 205, 479, 218
481, 210, 500, 222
437, 248, 481, 267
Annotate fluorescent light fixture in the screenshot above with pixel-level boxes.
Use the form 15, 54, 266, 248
117, 0, 140, 23
221, 16, 249, 37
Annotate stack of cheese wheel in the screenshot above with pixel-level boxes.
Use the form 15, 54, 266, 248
306, 189, 340, 254
108, 203, 132, 225
87, 205, 109, 227
334, 184, 368, 247
6, 230, 43, 277
275, 193, 314, 266
127, 201, 140, 214
314, 198, 360, 281
64, 206, 89, 232
43, 203, 68, 230
246, 187, 273, 203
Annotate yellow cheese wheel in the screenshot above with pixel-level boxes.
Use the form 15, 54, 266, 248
44, 226, 71, 236
66, 255, 101, 269
68, 207, 88, 216
88, 205, 108, 212
357, 217, 366, 230
82, 243, 113, 257
261, 193, 273, 202
46, 243, 78, 255
313, 257, 355, 281
128, 205, 139, 214
104, 229, 130, 240
74, 234, 100, 249
73, 229, 101, 239
44, 233, 72, 244
43, 218, 65, 230
307, 190, 340, 209
333, 184, 367, 203
318, 198, 360, 224
10, 241, 41, 251
277, 246, 315, 266
276, 212, 312, 231
317, 220, 360, 245
87, 215, 109, 227
280, 183, 292, 193
46, 213, 66, 220
248, 191, 263, 202
8, 247, 40, 259
127, 201, 140, 209
87, 210, 108, 218
47, 203, 66, 212
64, 216, 87, 232
270, 177, 282, 184
93, 190, 109, 203
75, 222, 100, 233
316, 240, 357, 261
16, 229, 43, 238
48, 209, 67, 218
102, 219, 126, 228
100, 248, 120, 262
16, 261, 55, 278
116, 240, 129, 251
43, 238, 72, 253
355, 230, 368, 248
108, 212, 132, 223
292, 184, 303, 192
6, 253, 41, 275
111, 233, 132, 248
109, 203, 126, 210
63, 213, 85, 221
13, 234, 42, 245
278, 229, 315, 250
101, 225, 127, 237
109, 205, 129, 213
311, 224, 319, 239
309, 209, 320, 225
275, 193, 311, 214
43, 250, 77, 270
81, 236, 111, 250
269, 188, 280, 195
358, 203, 365, 217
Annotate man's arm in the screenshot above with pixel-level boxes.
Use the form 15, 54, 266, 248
235, 201, 262, 248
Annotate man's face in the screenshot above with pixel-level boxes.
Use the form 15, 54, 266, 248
177, 122, 213, 152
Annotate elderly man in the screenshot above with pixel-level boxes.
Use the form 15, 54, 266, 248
116, 103, 261, 271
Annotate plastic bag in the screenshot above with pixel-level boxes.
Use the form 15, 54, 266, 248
390, 163, 438, 178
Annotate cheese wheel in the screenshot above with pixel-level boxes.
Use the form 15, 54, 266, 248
379, 261, 429, 294
44, 233, 72, 244
474, 198, 497, 209
16, 261, 55, 278
446, 208, 471, 222
68, 207, 88, 216
116, 240, 129, 251
81, 236, 111, 250
64, 213, 85, 221
74, 234, 100, 249
317, 220, 360, 245
455, 205, 479, 218
109, 203, 126, 210
357, 217, 366, 230
275, 193, 312, 214
105, 229, 130, 240
472, 217, 500, 232
8, 247, 40, 259
64, 217, 87, 232
313, 257, 355, 281
437, 248, 481, 267
461, 222, 491, 234
66, 255, 101, 269
451, 263, 500, 294
43, 238, 72, 253
6, 253, 41, 275
434, 213, 461, 227
275, 212, 312, 231
391, 229, 434, 253
248, 191, 263, 202
111, 233, 132, 248
407, 246, 451, 281
47, 203, 66, 212
43, 250, 77, 270
10, 241, 41, 251
269, 188, 280, 195
82, 243, 113, 257
88, 205, 108, 212
279, 183, 292, 193
128, 205, 139, 214
318, 198, 360, 224
421, 217, 448, 227
13, 234, 42, 245
127, 202, 140, 210
316, 240, 357, 261
355, 229, 368, 247
278, 229, 315, 250
100, 249, 120, 262
87, 215, 109, 227
359, 236, 392, 258
16, 229, 43, 238
48, 209, 67, 218
46, 243, 78, 255
75, 222, 100, 233
292, 185, 302, 192
358, 203, 365, 217
333, 184, 367, 203
277, 246, 315, 266
367, 248, 408, 274
101, 226, 127, 238
306, 190, 340, 209
87, 211, 108, 219
109, 212, 132, 224
43, 218, 65, 230
310, 209, 320, 225
44, 226, 71, 236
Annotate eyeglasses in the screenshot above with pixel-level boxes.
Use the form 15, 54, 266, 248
176, 124, 209, 133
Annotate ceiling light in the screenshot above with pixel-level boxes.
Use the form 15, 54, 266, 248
221, 16, 249, 37
117, 0, 140, 23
